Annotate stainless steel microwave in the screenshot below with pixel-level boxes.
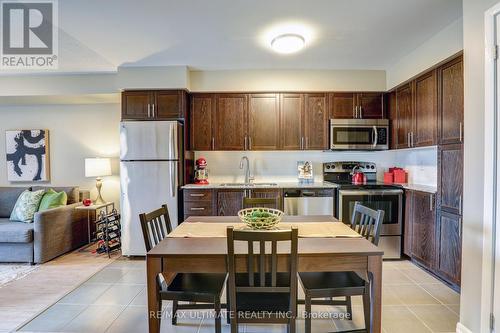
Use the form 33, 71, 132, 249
330, 119, 389, 150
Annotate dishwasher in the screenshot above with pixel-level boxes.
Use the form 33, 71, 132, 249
283, 189, 335, 216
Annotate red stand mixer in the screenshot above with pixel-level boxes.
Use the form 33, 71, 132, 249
194, 157, 209, 185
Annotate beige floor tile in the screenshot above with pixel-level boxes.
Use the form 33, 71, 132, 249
382, 305, 432, 333
446, 304, 460, 315
408, 304, 459, 332
420, 283, 460, 305
382, 286, 404, 305
399, 267, 442, 284
390, 284, 440, 305
383, 269, 414, 285
0, 307, 39, 331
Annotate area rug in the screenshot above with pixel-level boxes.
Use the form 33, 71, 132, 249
0, 264, 38, 288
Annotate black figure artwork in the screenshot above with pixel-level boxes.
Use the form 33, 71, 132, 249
6, 130, 49, 181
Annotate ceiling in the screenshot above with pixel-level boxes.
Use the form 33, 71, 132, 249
53, 0, 462, 72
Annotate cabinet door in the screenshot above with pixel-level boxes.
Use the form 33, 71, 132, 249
304, 93, 328, 150
410, 191, 436, 269
330, 93, 356, 119
250, 189, 282, 210
358, 92, 384, 119
388, 91, 398, 149
190, 94, 215, 151
248, 94, 280, 150
122, 91, 153, 120
439, 56, 464, 145
414, 71, 438, 147
438, 144, 463, 215
396, 84, 413, 149
437, 211, 462, 285
215, 94, 247, 150
155, 90, 185, 119
216, 190, 245, 216
403, 190, 413, 257
280, 94, 304, 150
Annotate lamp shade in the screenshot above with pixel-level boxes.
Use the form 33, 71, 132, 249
85, 158, 111, 177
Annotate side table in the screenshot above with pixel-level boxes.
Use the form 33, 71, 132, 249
75, 202, 115, 243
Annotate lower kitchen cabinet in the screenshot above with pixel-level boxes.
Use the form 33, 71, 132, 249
216, 189, 245, 216
409, 190, 436, 268
436, 211, 462, 286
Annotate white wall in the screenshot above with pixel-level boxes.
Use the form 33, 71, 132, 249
460, 1, 498, 332
189, 69, 386, 92
386, 18, 463, 90
194, 148, 436, 186
0, 104, 121, 206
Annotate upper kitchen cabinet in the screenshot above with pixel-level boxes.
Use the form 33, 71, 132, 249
248, 94, 280, 150
395, 83, 414, 149
439, 56, 464, 145
414, 70, 438, 147
190, 94, 215, 151
329, 92, 384, 119
122, 91, 153, 120
304, 93, 328, 150
438, 143, 463, 216
215, 94, 248, 150
122, 90, 187, 120
388, 91, 398, 150
280, 93, 304, 150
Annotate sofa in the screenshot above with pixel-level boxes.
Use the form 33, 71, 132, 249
0, 186, 90, 264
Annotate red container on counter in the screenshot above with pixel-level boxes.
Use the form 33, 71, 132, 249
393, 169, 408, 183
384, 172, 394, 184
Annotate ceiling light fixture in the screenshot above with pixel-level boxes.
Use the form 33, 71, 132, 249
270, 33, 305, 54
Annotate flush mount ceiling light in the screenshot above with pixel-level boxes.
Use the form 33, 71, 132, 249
270, 33, 305, 54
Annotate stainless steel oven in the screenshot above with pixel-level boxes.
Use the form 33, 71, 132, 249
330, 119, 389, 150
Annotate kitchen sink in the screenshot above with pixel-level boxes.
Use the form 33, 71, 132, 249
219, 183, 278, 187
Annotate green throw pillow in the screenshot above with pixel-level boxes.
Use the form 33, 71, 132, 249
9, 189, 45, 223
38, 189, 68, 211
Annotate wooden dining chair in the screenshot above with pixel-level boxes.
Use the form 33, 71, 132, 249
226, 226, 299, 333
139, 205, 227, 333
297, 202, 384, 333
242, 197, 277, 209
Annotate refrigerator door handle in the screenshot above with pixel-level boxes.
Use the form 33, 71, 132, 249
170, 163, 177, 197
170, 123, 178, 160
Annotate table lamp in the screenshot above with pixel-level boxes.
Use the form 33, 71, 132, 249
85, 158, 111, 205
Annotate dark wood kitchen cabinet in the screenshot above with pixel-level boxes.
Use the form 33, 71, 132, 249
216, 189, 245, 216
280, 93, 304, 150
439, 56, 464, 145
183, 189, 215, 219
414, 70, 438, 147
436, 210, 462, 286
215, 94, 248, 150
438, 144, 463, 215
122, 90, 186, 120
190, 94, 215, 151
396, 83, 414, 149
358, 92, 385, 119
304, 93, 328, 150
409, 190, 437, 269
329, 93, 356, 119
248, 94, 280, 150
388, 91, 398, 149
329, 92, 384, 119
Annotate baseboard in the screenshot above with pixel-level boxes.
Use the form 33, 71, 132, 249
456, 322, 473, 333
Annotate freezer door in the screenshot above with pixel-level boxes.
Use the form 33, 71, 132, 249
120, 121, 178, 160
120, 161, 178, 256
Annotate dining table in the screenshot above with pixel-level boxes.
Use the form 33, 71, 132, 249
146, 215, 384, 333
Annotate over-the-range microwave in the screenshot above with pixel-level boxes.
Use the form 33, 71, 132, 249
329, 119, 389, 150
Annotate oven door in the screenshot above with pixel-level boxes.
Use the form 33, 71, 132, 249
338, 189, 403, 235
330, 124, 389, 150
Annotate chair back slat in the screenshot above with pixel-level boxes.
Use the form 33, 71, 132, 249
350, 202, 385, 246
271, 241, 277, 287
248, 241, 254, 286
139, 204, 173, 252
243, 197, 277, 209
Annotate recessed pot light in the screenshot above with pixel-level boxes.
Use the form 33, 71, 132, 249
271, 33, 305, 54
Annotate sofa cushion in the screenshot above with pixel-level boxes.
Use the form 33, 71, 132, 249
0, 218, 33, 243
10, 190, 45, 222
0, 187, 31, 218
38, 189, 68, 211
31, 186, 79, 204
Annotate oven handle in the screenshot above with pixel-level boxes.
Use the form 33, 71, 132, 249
339, 189, 404, 196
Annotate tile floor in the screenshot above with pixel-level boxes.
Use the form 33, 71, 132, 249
18, 258, 460, 333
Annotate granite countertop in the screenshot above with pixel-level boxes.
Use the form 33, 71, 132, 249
399, 183, 437, 193
181, 181, 338, 190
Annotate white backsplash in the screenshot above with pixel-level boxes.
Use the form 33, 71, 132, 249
194, 148, 437, 186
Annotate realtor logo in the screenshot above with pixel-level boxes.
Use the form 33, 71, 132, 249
1, 0, 58, 69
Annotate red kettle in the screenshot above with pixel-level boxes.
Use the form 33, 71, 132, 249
351, 166, 367, 184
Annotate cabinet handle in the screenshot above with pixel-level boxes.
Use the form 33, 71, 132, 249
147, 104, 151, 118
249, 136, 252, 150
359, 106, 363, 119
301, 137, 304, 150
211, 137, 215, 150
152, 104, 155, 118
190, 207, 205, 211
244, 136, 247, 150
353, 106, 356, 118
459, 122, 463, 143
189, 194, 205, 197
411, 132, 414, 147
407, 133, 411, 148
429, 194, 434, 211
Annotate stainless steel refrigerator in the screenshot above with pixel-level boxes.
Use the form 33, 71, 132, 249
120, 121, 182, 256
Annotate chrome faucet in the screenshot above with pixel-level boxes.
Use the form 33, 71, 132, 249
239, 156, 254, 183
